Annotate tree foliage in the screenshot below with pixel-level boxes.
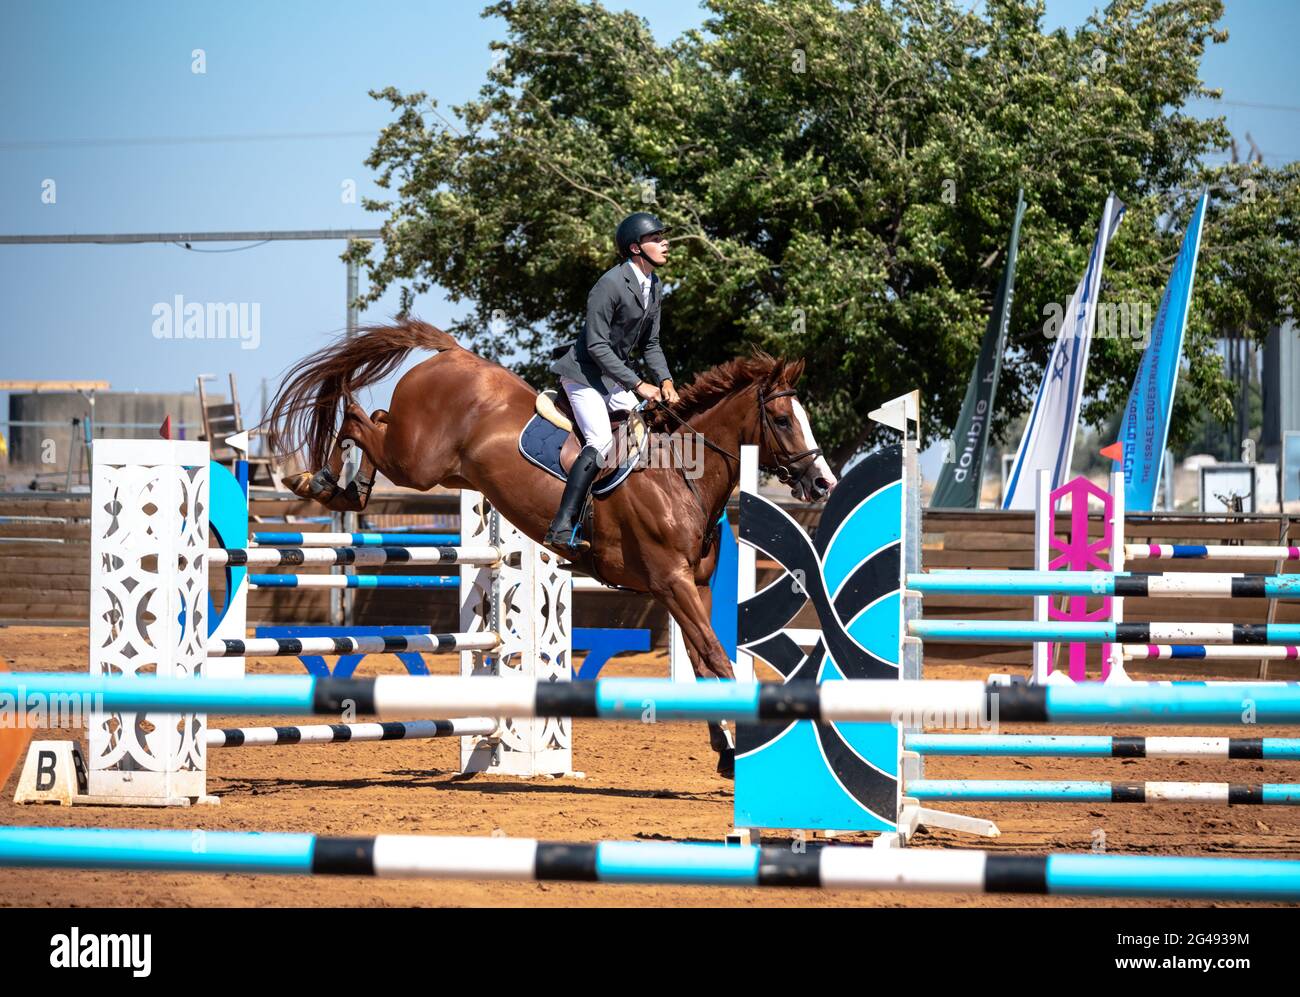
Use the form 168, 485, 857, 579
348, 0, 1298, 469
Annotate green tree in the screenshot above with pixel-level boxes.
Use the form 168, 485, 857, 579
348, 0, 1299, 469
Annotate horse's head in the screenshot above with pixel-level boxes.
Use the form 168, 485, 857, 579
756, 358, 837, 502
657, 352, 838, 502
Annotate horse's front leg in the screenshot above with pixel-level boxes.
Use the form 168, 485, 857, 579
653, 572, 737, 777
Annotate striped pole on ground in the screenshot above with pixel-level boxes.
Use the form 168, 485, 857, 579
209, 633, 501, 657
909, 620, 1300, 645
907, 570, 1300, 599
1, 829, 1299, 900
253, 532, 460, 547
1122, 644, 1300, 661
207, 718, 498, 748
908, 780, 1300, 804
1127, 544, 1300, 561
211, 546, 499, 568
248, 574, 461, 589
5, 675, 1300, 724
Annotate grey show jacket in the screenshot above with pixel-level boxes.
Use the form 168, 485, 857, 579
550, 261, 672, 395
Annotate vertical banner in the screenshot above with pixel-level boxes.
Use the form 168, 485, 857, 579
1116, 191, 1208, 511
932, 189, 1026, 508
1003, 193, 1126, 509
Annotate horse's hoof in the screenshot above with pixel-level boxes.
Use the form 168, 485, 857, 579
283, 471, 316, 497
716, 748, 736, 779
284, 469, 339, 502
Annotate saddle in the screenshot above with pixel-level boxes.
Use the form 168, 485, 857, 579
518, 390, 649, 496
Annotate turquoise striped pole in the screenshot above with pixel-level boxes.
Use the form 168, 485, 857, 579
5, 675, 1300, 724
907, 570, 1300, 599
2, 828, 1300, 900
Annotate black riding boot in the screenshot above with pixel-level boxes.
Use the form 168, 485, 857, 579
544, 445, 601, 551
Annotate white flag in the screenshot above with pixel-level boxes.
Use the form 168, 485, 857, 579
1002, 193, 1126, 509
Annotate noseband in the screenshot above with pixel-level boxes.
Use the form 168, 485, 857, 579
757, 387, 824, 483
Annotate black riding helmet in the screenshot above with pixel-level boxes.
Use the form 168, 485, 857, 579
615, 212, 668, 261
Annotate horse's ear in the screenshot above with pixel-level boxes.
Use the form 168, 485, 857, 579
780, 357, 806, 386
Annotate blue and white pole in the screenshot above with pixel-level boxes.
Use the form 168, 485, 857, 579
252, 532, 461, 547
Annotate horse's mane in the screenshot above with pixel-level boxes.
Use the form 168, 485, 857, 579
654, 352, 805, 426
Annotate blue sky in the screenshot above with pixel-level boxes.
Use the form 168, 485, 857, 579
2, 0, 1297, 425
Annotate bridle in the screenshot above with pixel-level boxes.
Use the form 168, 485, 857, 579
755, 386, 824, 484
652, 385, 824, 484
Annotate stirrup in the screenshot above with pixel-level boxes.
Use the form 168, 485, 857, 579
544, 523, 590, 553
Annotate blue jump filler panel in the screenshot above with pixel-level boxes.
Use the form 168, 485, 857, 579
207, 459, 250, 633
735, 442, 908, 833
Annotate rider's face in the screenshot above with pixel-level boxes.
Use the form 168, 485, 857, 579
635, 233, 669, 265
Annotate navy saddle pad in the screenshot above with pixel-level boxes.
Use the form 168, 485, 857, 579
517, 413, 638, 496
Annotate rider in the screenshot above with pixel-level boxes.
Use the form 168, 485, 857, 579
544, 211, 681, 550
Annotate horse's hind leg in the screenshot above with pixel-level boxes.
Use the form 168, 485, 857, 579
284, 404, 386, 512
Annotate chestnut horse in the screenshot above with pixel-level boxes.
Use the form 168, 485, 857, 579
265, 319, 837, 775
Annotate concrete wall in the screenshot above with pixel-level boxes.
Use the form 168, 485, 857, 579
3, 392, 213, 483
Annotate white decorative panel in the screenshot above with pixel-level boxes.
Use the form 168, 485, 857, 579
87, 439, 210, 803
459, 490, 572, 776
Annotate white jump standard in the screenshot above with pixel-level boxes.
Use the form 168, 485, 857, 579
58, 440, 576, 807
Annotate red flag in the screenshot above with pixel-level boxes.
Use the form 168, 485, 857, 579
159, 415, 172, 440
1100, 441, 1122, 462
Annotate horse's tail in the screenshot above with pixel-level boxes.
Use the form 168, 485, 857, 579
265, 318, 461, 469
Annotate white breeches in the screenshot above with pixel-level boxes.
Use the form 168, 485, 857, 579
561, 377, 638, 459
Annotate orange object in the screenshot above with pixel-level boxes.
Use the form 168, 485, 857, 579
1100, 441, 1123, 462
0, 660, 34, 790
